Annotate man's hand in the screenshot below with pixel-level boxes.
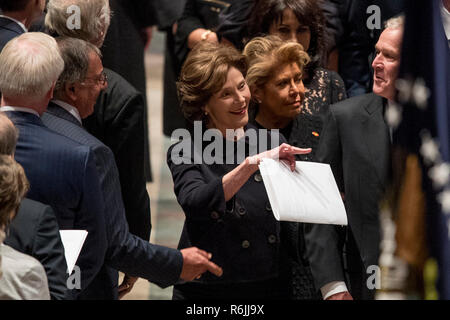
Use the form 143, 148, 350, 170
326, 291, 353, 300
118, 275, 138, 299
180, 247, 223, 281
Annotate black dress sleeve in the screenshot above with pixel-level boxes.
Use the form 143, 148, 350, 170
167, 141, 227, 220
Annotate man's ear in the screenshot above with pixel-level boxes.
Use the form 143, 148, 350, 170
46, 82, 56, 101
64, 82, 78, 102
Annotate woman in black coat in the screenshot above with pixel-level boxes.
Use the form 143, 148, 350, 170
243, 35, 322, 299
167, 41, 311, 299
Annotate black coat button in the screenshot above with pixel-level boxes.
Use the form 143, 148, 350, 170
242, 240, 250, 249
268, 235, 277, 244
238, 206, 246, 216
265, 202, 272, 211
254, 173, 262, 182
211, 211, 220, 219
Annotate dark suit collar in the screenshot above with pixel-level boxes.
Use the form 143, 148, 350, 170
0, 16, 26, 34
47, 101, 83, 127
2, 110, 44, 127
363, 93, 384, 115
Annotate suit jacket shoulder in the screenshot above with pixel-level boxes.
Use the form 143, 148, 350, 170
330, 92, 381, 120
87, 68, 144, 132
0, 244, 50, 300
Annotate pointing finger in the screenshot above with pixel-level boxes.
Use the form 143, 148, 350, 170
291, 147, 311, 154
204, 260, 223, 277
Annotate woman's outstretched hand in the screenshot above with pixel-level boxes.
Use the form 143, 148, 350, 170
248, 143, 312, 171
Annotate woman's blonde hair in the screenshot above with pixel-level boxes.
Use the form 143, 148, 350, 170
177, 41, 247, 122
243, 35, 310, 90
0, 155, 29, 229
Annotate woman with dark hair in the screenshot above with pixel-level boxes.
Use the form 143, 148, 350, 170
218, 0, 346, 148
247, 0, 327, 72
246, 0, 346, 118
168, 41, 312, 299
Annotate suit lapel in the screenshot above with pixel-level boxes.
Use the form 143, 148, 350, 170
360, 94, 390, 186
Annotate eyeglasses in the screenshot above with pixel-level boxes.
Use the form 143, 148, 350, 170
80, 71, 108, 86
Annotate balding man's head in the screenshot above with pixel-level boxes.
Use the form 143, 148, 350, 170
0, 32, 64, 114
0, 112, 18, 156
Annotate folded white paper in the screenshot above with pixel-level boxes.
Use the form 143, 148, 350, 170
59, 230, 88, 274
259, 159, 347, 225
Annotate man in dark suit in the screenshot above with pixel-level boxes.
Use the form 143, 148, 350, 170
321, 0, 406, 97
100, 0, 157, 183
41, 37, 223, 299
46, 0, 152, 243
0, 0, 45, 49
153, 0, 187, 137
0, 112, 68, 300
305, 17, 404, 300
0, 32, 108, 299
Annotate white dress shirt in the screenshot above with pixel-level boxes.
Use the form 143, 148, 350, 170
321, 281, 349, 300
0, 106, 40, 117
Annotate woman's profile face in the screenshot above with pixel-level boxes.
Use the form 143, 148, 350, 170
255, 62, 305, 122
204, 67, 251, 134
269, 8, 311, 52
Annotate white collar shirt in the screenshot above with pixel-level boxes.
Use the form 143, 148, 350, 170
0, 106, 40, 117
51, 100, 82, 125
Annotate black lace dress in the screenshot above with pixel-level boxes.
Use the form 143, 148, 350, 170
295, 67, 347, 158
250, 67, 347, 300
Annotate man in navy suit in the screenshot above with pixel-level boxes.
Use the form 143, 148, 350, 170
41, 36, 223, 299
0, 32, 108, 299
45, 0, 153, 245
0, 112, 68, 300
0, 0, 45, 50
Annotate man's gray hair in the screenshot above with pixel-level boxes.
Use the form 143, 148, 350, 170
54, 37, 102, 95
0, 112, 18, 156
0, 32, 64, 100
384, 15, 405, 31
45, 0, 110, 47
